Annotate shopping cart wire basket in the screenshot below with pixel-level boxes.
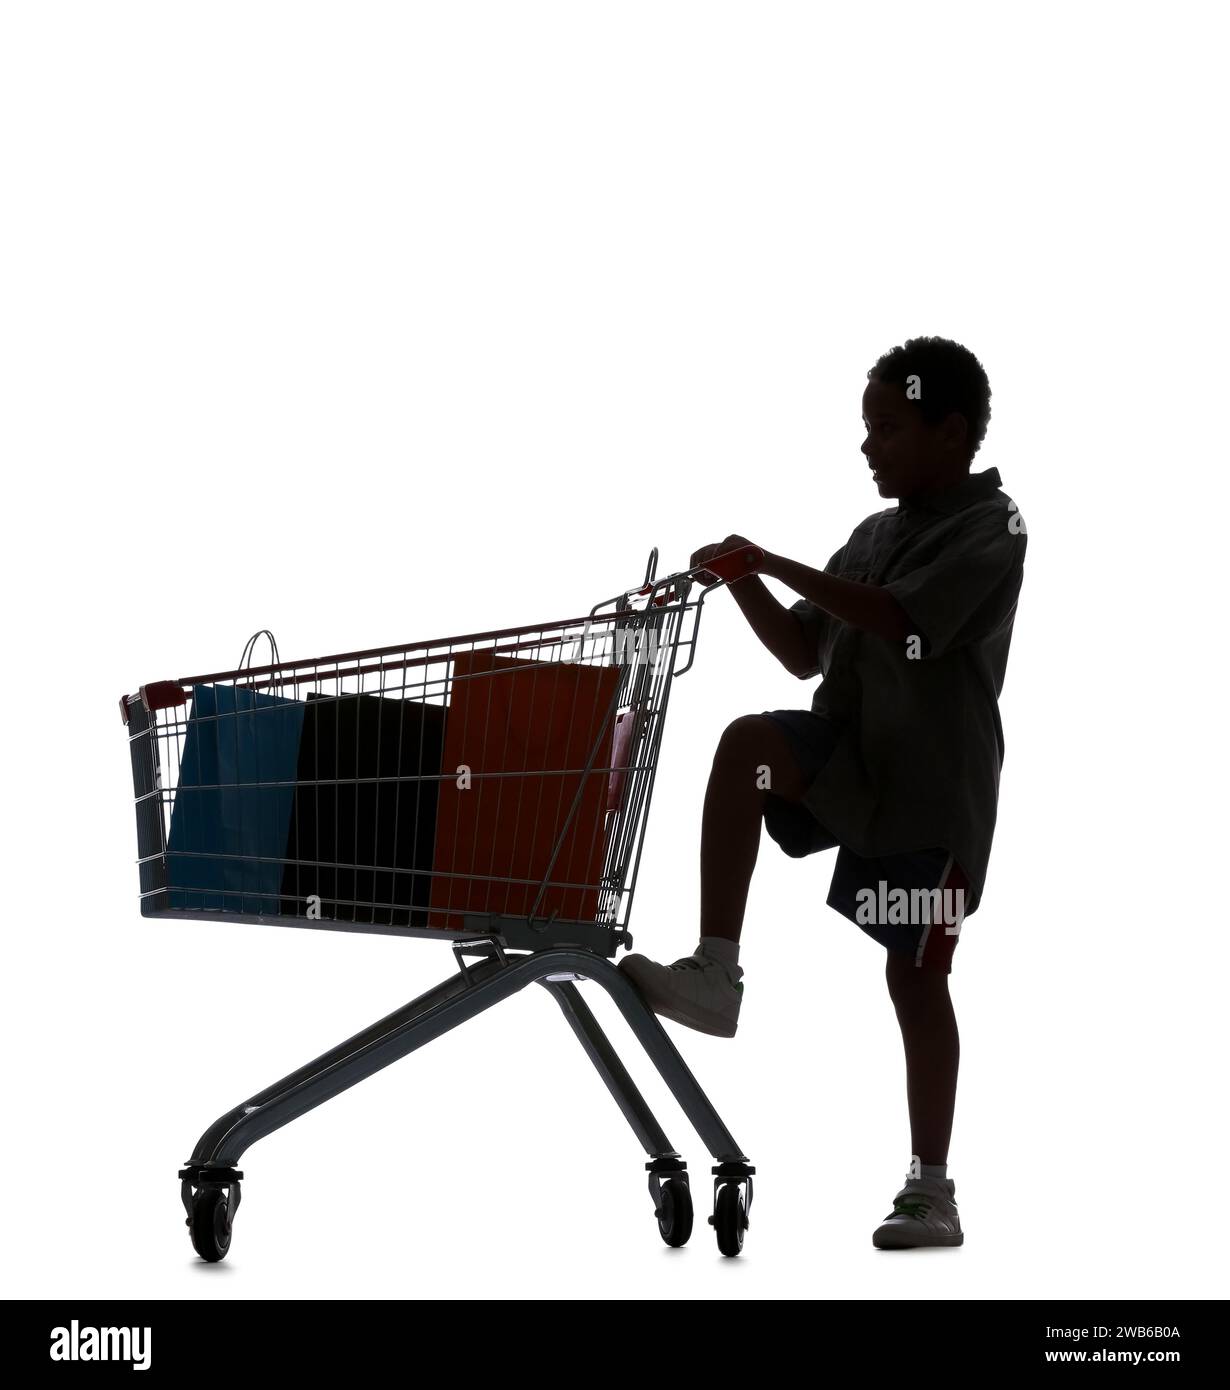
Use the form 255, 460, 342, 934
120, 545, 763, 1259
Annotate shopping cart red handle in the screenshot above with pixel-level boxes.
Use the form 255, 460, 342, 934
692, 543, 765, 587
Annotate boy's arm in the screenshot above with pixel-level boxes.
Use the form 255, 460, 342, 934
693, 533, 816, 676
758, 552, 913, 643
725, 575, 818, 677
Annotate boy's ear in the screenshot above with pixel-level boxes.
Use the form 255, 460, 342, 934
940, 410, 969, 453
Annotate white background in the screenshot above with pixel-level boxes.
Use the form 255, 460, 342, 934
2, 1, 1227, 1300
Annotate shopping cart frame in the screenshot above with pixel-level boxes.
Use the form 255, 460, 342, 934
121, 546, 766, 1260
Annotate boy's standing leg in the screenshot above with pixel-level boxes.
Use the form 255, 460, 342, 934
885, 950, 959, 1170
872, 946, 965, 1248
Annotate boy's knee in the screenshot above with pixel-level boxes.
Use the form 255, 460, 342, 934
712, 715, 805, 800
885, 950, 949, 999
713, 715, 788, 779
715, 714, 771, 762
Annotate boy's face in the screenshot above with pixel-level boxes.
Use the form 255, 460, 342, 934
860, 378, 964, 499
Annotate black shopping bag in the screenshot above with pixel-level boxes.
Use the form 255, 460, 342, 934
281, 691, 445, 927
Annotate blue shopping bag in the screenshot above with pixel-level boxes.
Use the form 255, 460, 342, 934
167, 683, 306, 914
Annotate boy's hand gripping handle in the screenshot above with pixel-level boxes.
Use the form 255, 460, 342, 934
693, 543, 765, 587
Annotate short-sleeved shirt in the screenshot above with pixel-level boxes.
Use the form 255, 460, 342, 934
788, 466, 1026, 915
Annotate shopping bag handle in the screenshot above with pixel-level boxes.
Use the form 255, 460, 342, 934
237, 630, 281, 685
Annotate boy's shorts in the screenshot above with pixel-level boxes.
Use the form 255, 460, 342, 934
760, 709, 968, 974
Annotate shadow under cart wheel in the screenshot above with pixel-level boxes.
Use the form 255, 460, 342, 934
656, 1177, 694, 1247
711, 1181, 748, 1257
188, 1186, 234, 1263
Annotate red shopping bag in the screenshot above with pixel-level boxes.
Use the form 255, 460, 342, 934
429, 650, 621, 928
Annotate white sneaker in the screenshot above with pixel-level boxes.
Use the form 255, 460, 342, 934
872, 1175, 964, 1248
618, 949, 744, 1038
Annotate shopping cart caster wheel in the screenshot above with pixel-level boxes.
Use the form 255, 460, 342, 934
656, 1178, 694, 1248
710, 1181, 748, 1257
188, 1186, 235, 1263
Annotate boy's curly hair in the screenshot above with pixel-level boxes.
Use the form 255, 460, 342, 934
869, 336, 992, 457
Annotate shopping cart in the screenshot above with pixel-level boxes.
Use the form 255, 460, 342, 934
119, 544, 764, 1261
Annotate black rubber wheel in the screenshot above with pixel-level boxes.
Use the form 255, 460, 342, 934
656, 1178, 694, 1248
189, 1186, 233, 1263
713, 1181, 747, 1257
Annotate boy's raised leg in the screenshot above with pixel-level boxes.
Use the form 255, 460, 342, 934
617, 715, 806, 1036
699, 715, 808, 943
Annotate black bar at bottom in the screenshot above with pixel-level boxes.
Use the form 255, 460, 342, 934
19, 1299, 1223, 1374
